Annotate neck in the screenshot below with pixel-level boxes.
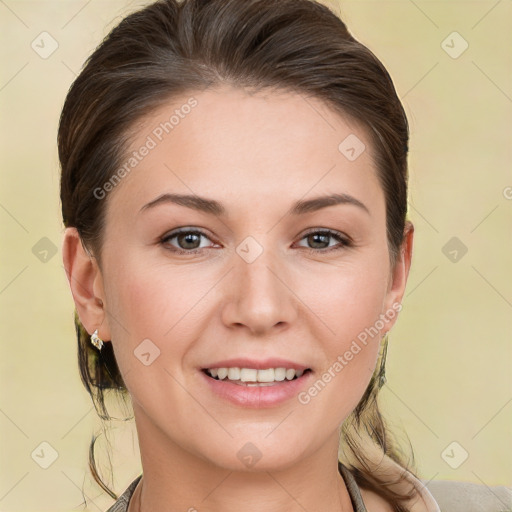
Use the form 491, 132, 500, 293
128, 407, 355, 512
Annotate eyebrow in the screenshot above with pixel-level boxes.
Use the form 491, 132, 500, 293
139, 192, 370, 217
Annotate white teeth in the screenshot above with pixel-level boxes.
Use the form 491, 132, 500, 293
228, 367, 240, 380
205, 367, 308, 383
255, 368, 274, 383
285, 369, 295, 380
241, 368, 258, 382
274, 368, 286, 381
217, 368, 228, 380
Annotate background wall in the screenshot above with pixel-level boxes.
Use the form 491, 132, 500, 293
0, 0, 510, 510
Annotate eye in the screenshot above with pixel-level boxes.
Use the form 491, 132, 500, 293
160, 227, 352, 255
295, 229, 352, 254
160, 228, 216, 254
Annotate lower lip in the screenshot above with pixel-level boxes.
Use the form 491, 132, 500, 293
200, 370, 313, 408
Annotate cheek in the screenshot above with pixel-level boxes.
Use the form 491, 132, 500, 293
103, 266, 192, 414
302, 260, 387, 407
103, 257, 211, 376
306, 256, 388, 343
105, 253, 184, 334
101, 258, 168, 379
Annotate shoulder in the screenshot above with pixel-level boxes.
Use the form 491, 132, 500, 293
424, 479, 512, 512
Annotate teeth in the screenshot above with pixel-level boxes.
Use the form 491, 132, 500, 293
274, 368, 286, 381
255, 368, 273, 382
241, 368, 258, 382
228, 367, 240, 380
205, 367, 307, 382
217, 368, 228, 380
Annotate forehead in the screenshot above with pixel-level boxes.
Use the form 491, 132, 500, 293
105, 85, 383, 219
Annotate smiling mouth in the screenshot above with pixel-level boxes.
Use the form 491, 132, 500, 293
201, 367, 312, 385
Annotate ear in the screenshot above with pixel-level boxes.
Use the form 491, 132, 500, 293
62, 227, 111, 343
381, 220, 414, 332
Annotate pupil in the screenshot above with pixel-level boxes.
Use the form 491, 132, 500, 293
309, 233, 328, 249
180, 233, 199, 249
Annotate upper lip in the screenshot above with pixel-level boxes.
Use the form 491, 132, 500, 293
201, 358, 311, 371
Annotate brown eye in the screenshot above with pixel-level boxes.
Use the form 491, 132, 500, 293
161, 229, 213, 254
296, 229, 351, 253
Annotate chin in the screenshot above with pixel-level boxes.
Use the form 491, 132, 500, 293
197, 438, 308, 474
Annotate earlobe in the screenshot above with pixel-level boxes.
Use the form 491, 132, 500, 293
62, 227, 111, 342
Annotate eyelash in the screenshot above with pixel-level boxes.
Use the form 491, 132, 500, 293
160, 228, 352, 255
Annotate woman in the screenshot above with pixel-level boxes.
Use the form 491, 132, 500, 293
59, 0, 440, 510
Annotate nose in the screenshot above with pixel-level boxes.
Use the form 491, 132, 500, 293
221, 244, 298, 336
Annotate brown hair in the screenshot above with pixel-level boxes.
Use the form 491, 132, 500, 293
59, 0, 417, 509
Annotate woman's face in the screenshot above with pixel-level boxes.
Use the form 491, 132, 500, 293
79, 85, 412, 471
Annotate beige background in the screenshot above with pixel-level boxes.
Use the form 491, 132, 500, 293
0, 0, 510, 510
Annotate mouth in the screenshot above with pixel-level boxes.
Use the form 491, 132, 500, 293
200, 364, 315, 408
201, 367, 313, 386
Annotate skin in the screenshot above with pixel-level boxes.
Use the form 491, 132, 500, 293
63, 85, 413, 512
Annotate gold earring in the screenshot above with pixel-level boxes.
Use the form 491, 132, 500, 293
91, 329, 104, 350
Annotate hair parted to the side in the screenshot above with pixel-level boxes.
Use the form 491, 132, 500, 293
59, 0, 417, 509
